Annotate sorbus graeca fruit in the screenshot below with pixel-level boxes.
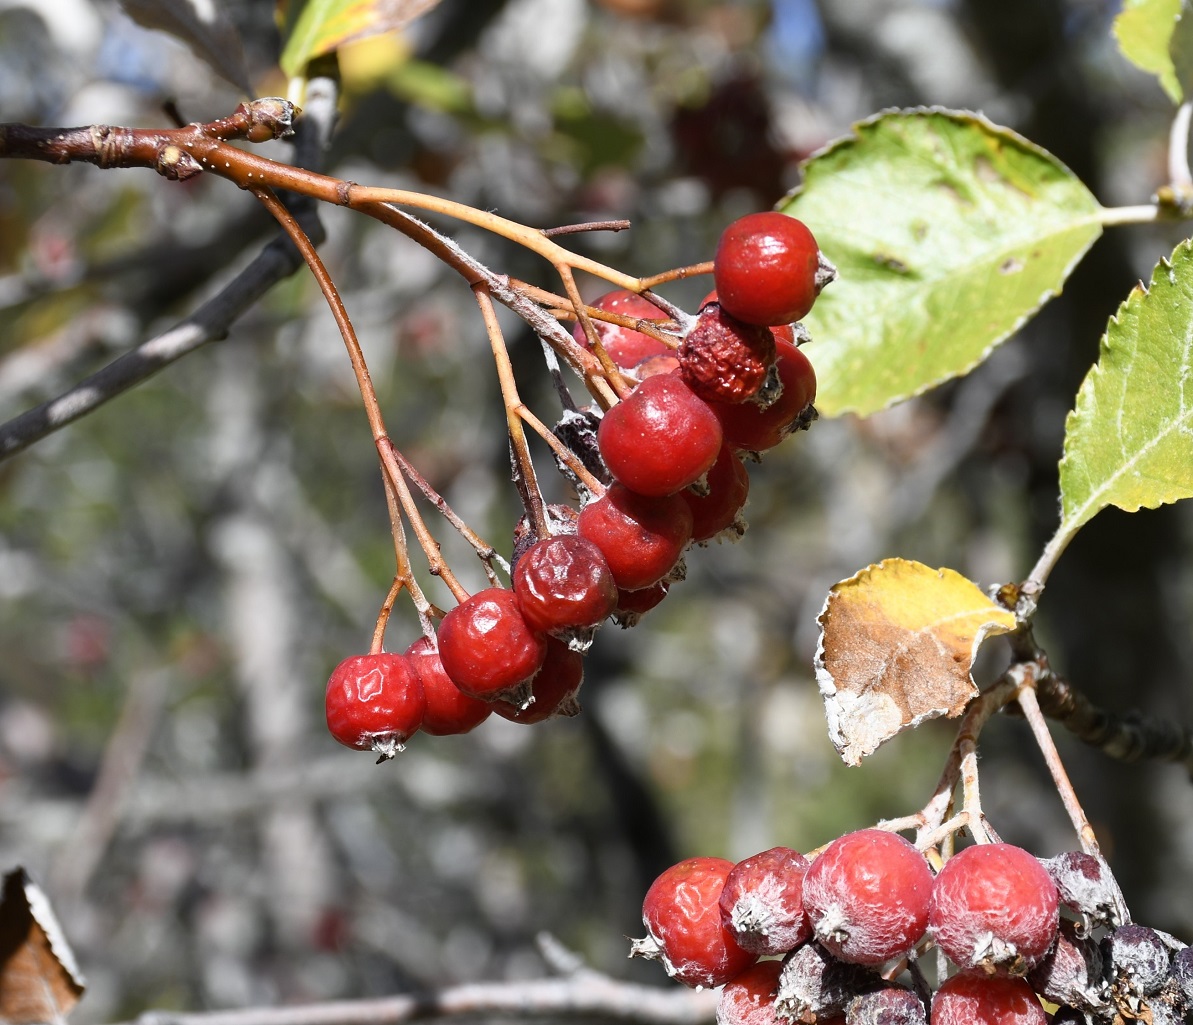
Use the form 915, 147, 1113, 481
577, 484, 693, 590
1041, 850, 1125, 931
612, 580, 669, 628
631, 856, 756, 988
682, 442, 750, 543
846, 986, 927, 1025
325, 653, 426, 759
929, 972, 1047, 1025
1103, 924, 1174, 998
713, 212, 833, 326
405, 637, 492, 736
1026, 920, 1107, 1013
716, 959, 784, 1025
679, 303, 776, 404
597, 374, 723, 497
437, 587, 548, 702
492, 638, 583, 724
928, 843, 1059, 975
711, 338, 816, 452
801, 828, 933, 965
718, 846, 811, 956
512, 534, 618, 635
775, 940, 881, 1022
573, 289, 671, 369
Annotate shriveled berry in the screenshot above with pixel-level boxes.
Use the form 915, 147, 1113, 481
598, 374, 723, 497
1172, 945, 1193, 1004
492, 638, 583, 724
802, 829, 933, 966
845, 985, 927, 1025
714, 212, 834, 326
711, 339, 816, 452
929, 843, 1059, 974
405, 637, 492, 736
573, 289, 671, 369
775, 940, 881, 1023
325, 653, 426, 759
717, 959, 784, 1025
929, 973, 1046, 1025
679, 303, 776, 404
513, 535, 618, 634
1041, 851, 1126, 932
438, 588, 548, 702
1103, 924, 1173, 998
612, 580, 670, 628
631, 856, 756, 988
577, 484, 693, 590
719, 846, 812, 956
1026, 920, 1107, 1013
682, 442, 750, 543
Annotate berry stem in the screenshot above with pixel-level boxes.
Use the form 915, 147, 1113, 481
516, 405, 607, 497
1013, 667, 1101, 855
540, 219, 632, 237
638, 261, 714, 289
556, 265, 632, 399
369, 577, 405, 655
510, 279, 681, 350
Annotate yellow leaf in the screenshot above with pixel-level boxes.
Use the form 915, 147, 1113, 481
815, 558, 1017, 765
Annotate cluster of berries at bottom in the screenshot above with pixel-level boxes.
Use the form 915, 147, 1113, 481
323, 212, 830, 757
632, 829, 1193, 1025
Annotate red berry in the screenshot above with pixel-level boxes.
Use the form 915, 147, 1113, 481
612, 580, 670, 628
512, 535, 618, 635
405, 637, 492, 736
573, 289, 671, 369
801, 828, 933, 965
577, 484, 692, 590
679, 303, 776, 404
713, 212, 831, 326
325, 653, 426, 758
717, 960, 784, 1025
598, 374, 723, 497
631, 856, 756, 988
711, 338, 816, 452
492, 638, 584, 724
929, 972, 1047, 1025
437, 588, 548, 702
719, 846, 812, 956
682, 442, 750, 543
929, 843, 1059, 974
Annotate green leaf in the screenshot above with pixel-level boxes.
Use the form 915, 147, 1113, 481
1056, 239, 1193, 541
1113, 0, 1183, 103
1171, 0, 1193, 99
280, 0, 441, 79
782, 110, 1104, 418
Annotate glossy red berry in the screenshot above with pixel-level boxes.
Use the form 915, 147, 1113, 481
679, 303, 776, 404
492, 638, 584, 724
512, 534, 618, 635
405, 637, 492, 736
612, 580, 670, 628
801, 828, 933, 965
598, 374, 723, 497
577, 484, 693, 590
573, 289, 671, 369
717, 959, 784, 1025
719, 846, 812, 956
437, 588, 548, 701
713, 212, 831, 326
929, 972, 1047, 1025
632, 856, 756, 988
929, 843, 1059, 974
325, 653, 426, 758
682, 442, 750, 543
711, 338, 816, 452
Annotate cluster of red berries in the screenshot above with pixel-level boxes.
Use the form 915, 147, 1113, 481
632, 829, 1190, 1024
323, 213, 830, 757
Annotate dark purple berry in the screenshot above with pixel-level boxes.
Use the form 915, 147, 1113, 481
1104, 924, 1172, 998
775, 942, 880, 1023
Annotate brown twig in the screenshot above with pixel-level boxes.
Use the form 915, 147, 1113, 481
540, 219, 632, 237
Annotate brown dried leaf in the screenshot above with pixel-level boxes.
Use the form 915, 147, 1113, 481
119, 0, 254, 96
0, 869, 84, 1025
814, 559, 1016, 765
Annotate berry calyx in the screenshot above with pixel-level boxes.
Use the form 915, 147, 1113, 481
713, 212, 834, 326
631, 856, 756, 989
711, 338, 816, 452
512, 534, 618, 635
437, 587, 548, 702
801, 828, 933, 966
682, 442, 750, 543
718, 846, 811, 956
679, 303, 776, 404
324, 653, 426, 759
573, 289, 672, 369
577, 484, 693, 591
928, 843, 1059, 975
597, 374, 723, 497
492, 638, 584, 724
929, 972, 1047, 1025
405, 637, 492, 736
